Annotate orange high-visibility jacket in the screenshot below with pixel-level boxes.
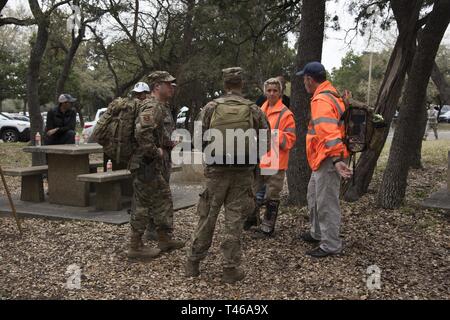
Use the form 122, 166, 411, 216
260, 99, 296, 170
306, 81, 349, 171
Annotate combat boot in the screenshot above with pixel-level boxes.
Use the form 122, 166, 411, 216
157, 229, 185, 252
222, 267, 245, 284
185, 260, 200, 277
127, 230, 161, 261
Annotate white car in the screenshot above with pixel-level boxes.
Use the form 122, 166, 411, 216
0, 112, 31, 142
438, 110, 450, 123
176, 106, 189, 127
82, 108, 107, 142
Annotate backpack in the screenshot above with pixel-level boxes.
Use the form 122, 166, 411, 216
92, 97, 138, 164
208, 97, 255, 165
319, 90, 386, 188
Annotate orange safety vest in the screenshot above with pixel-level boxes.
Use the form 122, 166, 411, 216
306, 81, 349, 171
260, 99, 296, 171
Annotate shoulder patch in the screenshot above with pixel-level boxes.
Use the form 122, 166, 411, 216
140, 112, 155, 127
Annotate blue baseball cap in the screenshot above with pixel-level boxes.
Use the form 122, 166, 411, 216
296, 62, 326, 77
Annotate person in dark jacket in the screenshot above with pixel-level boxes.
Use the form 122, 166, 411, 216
45, 94, 77, 145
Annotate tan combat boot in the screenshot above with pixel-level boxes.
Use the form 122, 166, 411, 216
157, 229, 185, 252
222, 267, 245, 284
127, 230, 161, 260
185, 260, 200, 277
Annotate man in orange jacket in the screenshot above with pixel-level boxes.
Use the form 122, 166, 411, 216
245, 77, 296, 238
296, 62, 352, 258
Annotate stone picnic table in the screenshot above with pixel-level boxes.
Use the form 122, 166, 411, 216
23, 143, 103, 207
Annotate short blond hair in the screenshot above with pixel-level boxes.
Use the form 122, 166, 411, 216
264, 78, 283, 94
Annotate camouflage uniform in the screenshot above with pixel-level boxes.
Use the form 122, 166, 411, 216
424, 108, 438, 140
161, 104, 176, 182
146, 102, 176, 237
186, 68, 270, 271
129, 96, 173, 235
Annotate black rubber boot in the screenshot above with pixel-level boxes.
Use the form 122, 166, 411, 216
259, 200, 280, 236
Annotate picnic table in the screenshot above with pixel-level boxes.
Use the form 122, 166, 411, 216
23, 143, 103, 207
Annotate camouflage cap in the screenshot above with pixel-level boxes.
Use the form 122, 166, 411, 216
147, 71, 176, 85
222, 67, 243, 84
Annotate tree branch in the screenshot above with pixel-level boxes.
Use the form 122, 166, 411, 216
0, 16, 35, 26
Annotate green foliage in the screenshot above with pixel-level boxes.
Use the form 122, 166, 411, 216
0, 23, 28, 104
331, 49, 391, 104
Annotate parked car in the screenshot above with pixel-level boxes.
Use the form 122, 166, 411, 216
438, 110, 450, 123
9, 114, 30, 122
0, 112, 31, 142
439, 105, 450, 114
176, 106, 189, 128
82, 108, 107, 142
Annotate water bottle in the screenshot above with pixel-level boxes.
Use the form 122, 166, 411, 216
83, 133, 88, 144
75, 132, 80, 146
35, 132, 41, 146
107, 159, 113, 172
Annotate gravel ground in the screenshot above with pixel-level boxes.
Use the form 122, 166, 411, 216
0, 145, 449, 300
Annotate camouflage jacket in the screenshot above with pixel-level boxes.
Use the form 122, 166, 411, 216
161, 104, 176, 150
200, 92, 271, 166
129, 96, 165, 170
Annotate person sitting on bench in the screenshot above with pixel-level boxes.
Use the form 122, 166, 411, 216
45, 94, 77, 145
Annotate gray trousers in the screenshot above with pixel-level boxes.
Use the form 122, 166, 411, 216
307, 158, 343, 253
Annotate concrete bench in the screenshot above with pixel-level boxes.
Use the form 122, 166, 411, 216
77, 170, 131, 211
2, 165, 48, 202
89, 160, 104, 172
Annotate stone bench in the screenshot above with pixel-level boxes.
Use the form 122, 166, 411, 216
89, 160, 104, 172
2, 165, 48, 202
171, 165, 182, 173
77, 170, 132, 211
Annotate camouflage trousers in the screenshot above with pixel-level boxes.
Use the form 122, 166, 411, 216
146, 150, 173, 233
186, 166, 255, 268
130, 164, 174, 235
423, 122, 438, 140
254, 169, 285, 202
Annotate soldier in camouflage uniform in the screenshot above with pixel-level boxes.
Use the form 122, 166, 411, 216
127, 71, 184, 260
185, 67, 270, 283
144, 88, 177, 241
423, 105, 439, 140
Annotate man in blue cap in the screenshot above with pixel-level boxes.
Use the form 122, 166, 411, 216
45, 94, 78, 145
296, 62, 353, 258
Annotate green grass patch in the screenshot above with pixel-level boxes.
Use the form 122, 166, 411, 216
0, 142, 31, 167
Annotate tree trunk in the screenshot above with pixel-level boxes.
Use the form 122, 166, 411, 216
431, 62, 450, 105
27, 0, 49, 165
343, 0, 423, 202
287, 0, 326, 206
377, 0, 450, 209
54, 25, 85, 102
23, 98, 27, 115
0, 0, 8, 14
410, 138, 424, 169
0, 98, 3, 112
